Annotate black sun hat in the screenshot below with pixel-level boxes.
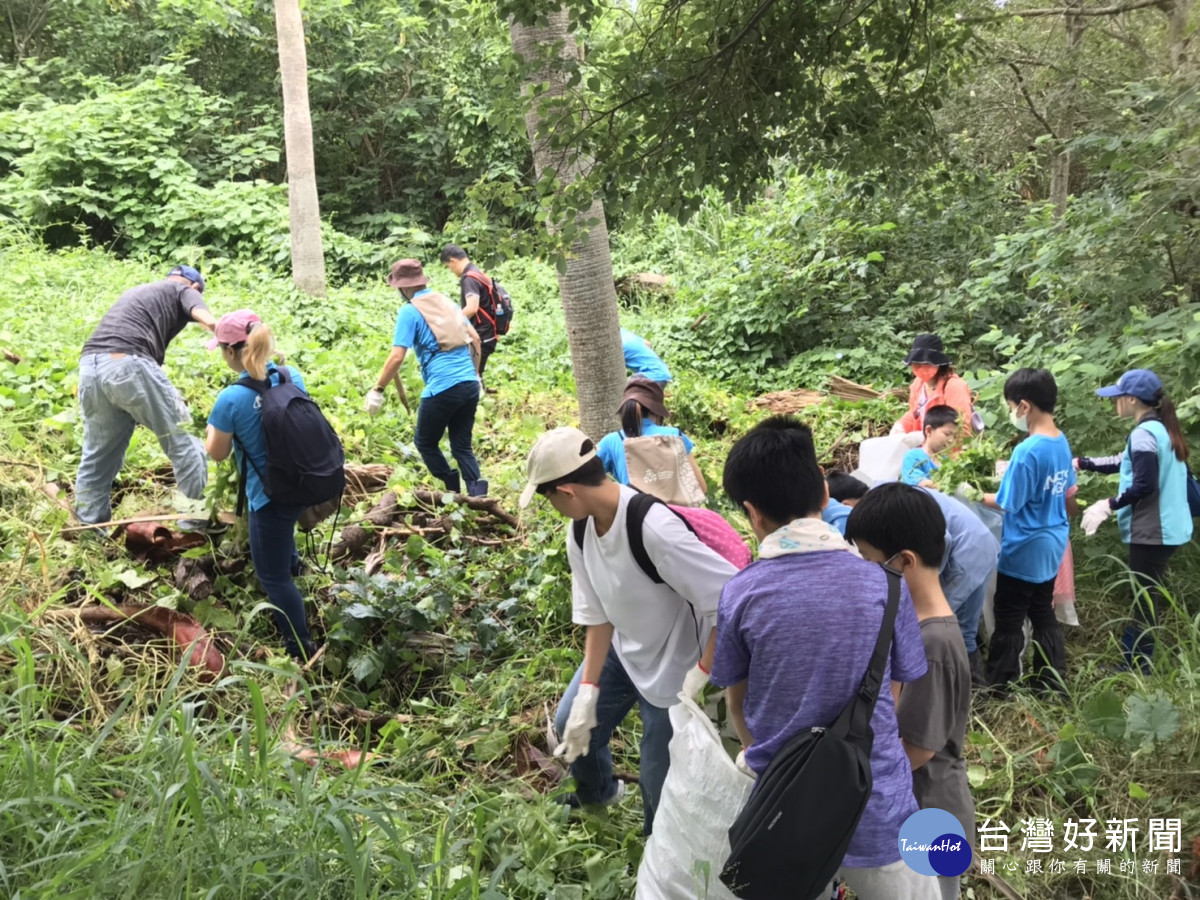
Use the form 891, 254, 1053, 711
903, 333, 951, 367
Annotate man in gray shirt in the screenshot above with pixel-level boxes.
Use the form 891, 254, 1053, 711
75, 265, 217, 525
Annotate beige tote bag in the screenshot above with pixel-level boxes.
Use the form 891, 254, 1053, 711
624, 434, 706, 507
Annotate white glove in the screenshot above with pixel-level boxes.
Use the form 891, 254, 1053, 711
681, 662, 710, 701
955, 483, 983, 503
735, 749, 756, 780
554, 683, 599, 763
1081, 501, 1113, 536
889, 420, 907, 437
364, 388, 385, 416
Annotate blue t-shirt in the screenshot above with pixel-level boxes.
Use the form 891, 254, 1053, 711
393, 294, 479, 398
901, 447, 938, 485
208, 364, 306, 513
712, 552, 927, 868
596, 423, 695, 485
620, 328, 672, 383
995, 433, 1075, 583
822, 499, 854, 534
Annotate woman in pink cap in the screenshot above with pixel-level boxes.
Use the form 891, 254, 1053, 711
204, 309, 315, 661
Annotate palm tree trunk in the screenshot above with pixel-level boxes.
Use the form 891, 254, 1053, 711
274, 0, 327, 297
510, 8, 625, 440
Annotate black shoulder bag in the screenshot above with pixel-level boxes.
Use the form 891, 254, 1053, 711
720, 569, 902, 900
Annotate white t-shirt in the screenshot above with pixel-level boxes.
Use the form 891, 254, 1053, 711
567, 485, 738, 707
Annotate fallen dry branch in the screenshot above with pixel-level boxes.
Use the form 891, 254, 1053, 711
409, 490, 520, 528
750, 389, 825, 414
316, 701, 415, 730
279, 725, 375, 770
827, 374, 882, 400
828, 374, 907, 401
331, 488, 519, 560
343, 464, 395, 500
615, 272, 672, 297
3, 349, 20, 365
40, 604, 225, 681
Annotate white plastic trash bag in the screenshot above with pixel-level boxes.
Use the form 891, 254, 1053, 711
635, 696, 754, 900
856, 433, 920, 485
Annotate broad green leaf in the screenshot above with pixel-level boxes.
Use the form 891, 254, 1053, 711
1125, 692, 1179, 745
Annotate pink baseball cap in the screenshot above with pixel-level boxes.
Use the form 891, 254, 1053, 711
207, 309, 262, 350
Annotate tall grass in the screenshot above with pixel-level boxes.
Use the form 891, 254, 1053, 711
968, 546, 1200, 898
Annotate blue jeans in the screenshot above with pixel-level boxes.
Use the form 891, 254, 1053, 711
75, 354, 207, 523
414, 379, 481, 487
945, 578, 988, 653
554, 646, 674, 835
248, 501, 311, 658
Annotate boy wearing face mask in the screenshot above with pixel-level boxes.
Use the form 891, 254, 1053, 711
981, 368, 1077, 694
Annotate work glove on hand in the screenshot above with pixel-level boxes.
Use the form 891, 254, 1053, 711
955, 483, 983, 503
364, 388, 385, 416
554, 683, 599, 764
681, 662, 710, 701
1081, 500, 1113, 536
735, 749, 756, 780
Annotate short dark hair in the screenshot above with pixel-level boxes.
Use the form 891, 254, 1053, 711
922, 404, 959, 433
1004, 367, 1057, 414
537, 455, 607, 496
844, 482, 946, 567
723, 415, 825, 524
827, 470, 868, 502
439, 244, 468, 263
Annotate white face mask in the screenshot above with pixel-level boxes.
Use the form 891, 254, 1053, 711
1008, 407, 1029, 433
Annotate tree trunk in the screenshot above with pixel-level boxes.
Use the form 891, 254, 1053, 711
510, 9, 625, 440
1049, 1, 1085, 217
1161, 0, 1189, 73
274, 0, 327, 297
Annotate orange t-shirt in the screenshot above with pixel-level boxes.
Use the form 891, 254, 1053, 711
900, 373, 975, 436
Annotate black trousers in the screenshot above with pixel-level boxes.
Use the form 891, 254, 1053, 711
478, 338, 497, 377
986, 572, 1067, 693
1123, 543, 1178, 669
414, 380, 482, 489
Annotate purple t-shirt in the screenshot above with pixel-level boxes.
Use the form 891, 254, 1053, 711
712, 551, 928, 868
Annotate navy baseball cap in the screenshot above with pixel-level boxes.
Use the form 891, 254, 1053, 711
168, 264, 205, 292
1095, 369, 1163, 404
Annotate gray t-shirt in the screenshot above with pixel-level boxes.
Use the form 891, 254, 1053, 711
897, 615, 975, 847
82, 280, 207, 365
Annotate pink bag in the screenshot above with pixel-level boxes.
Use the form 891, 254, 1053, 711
669, 504, 753, 570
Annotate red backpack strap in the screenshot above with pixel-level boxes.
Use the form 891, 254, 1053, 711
467, 268, 493, 290
464, 268, 497, 329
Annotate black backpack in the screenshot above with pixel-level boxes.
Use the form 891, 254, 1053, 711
719, 569, 901, 900
234, 367, 345, 514
468, 269, 514, 336
571, 491, 695, 584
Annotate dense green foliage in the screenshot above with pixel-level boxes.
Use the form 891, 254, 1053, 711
3, 221, 1200, 898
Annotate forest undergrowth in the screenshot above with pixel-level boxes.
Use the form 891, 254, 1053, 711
1, 232, 1199, 899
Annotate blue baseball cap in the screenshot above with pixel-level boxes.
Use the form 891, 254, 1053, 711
168, 264, 205, 292
1095, 369, 1163, 404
